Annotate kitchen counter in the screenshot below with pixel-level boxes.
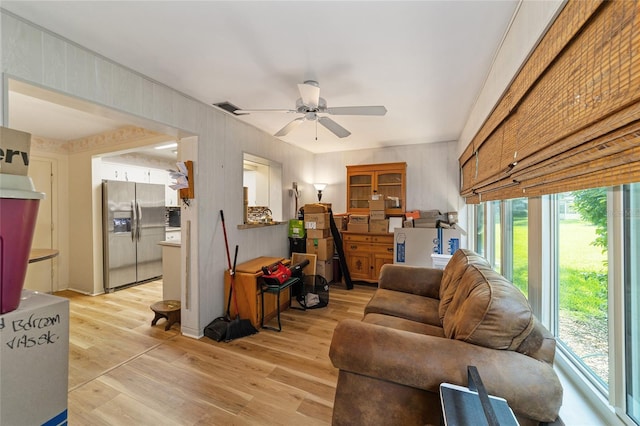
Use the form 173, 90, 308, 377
165, 227, 181, 242
159, 240, 181, 300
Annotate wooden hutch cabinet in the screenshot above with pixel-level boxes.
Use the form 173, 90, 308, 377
346, 162, 407, 215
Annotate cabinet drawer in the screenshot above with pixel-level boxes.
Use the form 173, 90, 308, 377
343, 233, 372, 243
370, 244, 394, 255
344, 242, 369, 253
371, 235, 393, 244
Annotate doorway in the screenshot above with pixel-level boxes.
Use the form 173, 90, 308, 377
7, 79, 189, 295
24, 157, 55, 293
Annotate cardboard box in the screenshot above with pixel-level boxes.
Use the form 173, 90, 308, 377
369, 219, 389, 233
334, 214, 349, 230
304, 203, 331, 213
1, 291, 69, 425
349, 214, 369, 224
369, 210, 385, 221
393, 227, 465, 267
369, 199, 385, 211
288, 219, 306, 238
393, 228, 438, 266
307, 228, 331, 239
306, 237, 334, 261
316, 259, 334, 283
0, 127, 31, 176
304, 213, 330, 229
347, 222, 369, 233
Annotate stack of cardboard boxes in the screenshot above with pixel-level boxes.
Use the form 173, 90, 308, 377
303, 204, 334, 282
345, 197, 392, 234
368, 198, 389, 233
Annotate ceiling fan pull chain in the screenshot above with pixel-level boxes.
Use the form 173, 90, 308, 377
315, 119, 318, 140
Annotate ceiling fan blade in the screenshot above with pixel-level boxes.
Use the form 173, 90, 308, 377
298, 81, 321, 109
326, 106, 387, 116
318, 117, 351, 138
234, 109, 296, 114
274, 117, 305, 137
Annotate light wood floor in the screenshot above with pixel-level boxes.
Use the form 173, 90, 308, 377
55, 279, 375, 425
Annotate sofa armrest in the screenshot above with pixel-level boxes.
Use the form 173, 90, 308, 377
378, 264, 442, 298
329, 319, 562, 422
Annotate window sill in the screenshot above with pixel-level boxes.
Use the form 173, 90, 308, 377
554, 351, 623, 425
237, 221, 285, 230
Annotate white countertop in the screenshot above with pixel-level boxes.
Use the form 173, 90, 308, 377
159, 240, 181, 247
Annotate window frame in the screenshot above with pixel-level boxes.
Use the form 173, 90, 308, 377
242, 152, 283, 224
472, 189, 635, 425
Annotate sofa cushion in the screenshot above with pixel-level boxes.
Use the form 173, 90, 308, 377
438, 249, 492, 322
442, 264, 534, 350
363, 313, 446, 337
516, 318, 557, 364
364, 288, 441, 327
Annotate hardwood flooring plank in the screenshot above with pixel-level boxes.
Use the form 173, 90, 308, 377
267, 366, 336, 404
91, 393, 184, 426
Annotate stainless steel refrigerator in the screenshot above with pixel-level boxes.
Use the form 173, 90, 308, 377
102, 180, 165, 291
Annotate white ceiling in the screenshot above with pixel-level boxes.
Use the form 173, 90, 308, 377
2, 1, 519, 154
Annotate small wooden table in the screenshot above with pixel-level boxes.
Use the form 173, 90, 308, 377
150, 300, 181, 331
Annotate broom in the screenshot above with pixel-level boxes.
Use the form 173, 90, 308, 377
225, 244, 258, 340
219, 210, 258, 341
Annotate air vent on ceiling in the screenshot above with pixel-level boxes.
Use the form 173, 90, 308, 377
213, 101, 242, 115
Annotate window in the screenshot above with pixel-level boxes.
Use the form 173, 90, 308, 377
624, 183, 640, 423
487, 200, 501, 271
555, 189, 609, 388
475, 203, 485, 257
242, 153, 282, 223
505, 198, 528, 296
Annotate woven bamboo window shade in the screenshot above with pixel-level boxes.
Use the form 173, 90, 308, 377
459, 0, 640, 203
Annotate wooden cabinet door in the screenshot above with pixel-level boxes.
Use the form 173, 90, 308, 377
347, 170, 374, 213
375, 169, 405, 215
373, 252, 394, 278
344, 241, 372, 280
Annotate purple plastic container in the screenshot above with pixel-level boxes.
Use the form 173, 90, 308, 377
0, 174, 44, 314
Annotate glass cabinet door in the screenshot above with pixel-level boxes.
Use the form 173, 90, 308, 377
376, 172, 403, 210
348, 173, 372, 210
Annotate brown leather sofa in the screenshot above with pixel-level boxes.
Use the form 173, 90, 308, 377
329, 249, 562, 426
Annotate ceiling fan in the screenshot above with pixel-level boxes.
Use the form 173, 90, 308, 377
235, 80, 387, 139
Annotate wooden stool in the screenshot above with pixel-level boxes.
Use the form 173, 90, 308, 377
150, 300, 181, 331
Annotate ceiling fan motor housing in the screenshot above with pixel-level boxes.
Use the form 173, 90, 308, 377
296, 97, 327, 114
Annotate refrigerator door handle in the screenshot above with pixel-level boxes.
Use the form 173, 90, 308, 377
136, 201, 142, 241
131, 200, 137, 242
